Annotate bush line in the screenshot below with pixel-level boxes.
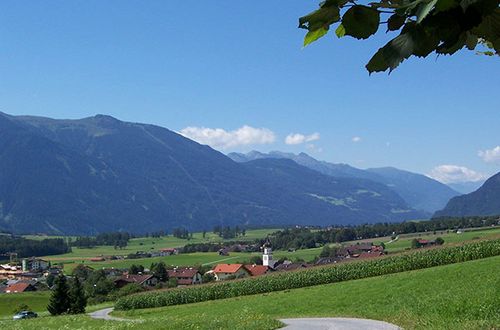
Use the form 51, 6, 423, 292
115, 239, 500, 310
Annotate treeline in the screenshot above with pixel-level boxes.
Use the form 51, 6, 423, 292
71, 232, 131, 249
266, 215, 500, 250
179, 241, 259, 254
0, 236, 71, 258
172, 228, 192, 239
213, 225, 246, 239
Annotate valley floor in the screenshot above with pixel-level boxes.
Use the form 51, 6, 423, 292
2, 255, 499, 329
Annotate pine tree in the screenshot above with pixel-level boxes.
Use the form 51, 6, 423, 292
152, 261, 168, 282
47, 274, 70, 315
68, 276, 87, 314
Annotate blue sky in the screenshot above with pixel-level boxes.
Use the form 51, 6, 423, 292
0, 1, 499, 183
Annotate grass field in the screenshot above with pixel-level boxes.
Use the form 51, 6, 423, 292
48, 227, 500, 274
43, 228, 279, 261
0, 292, 50, 319
378, 227, 500, 253
1, 254, 498, 329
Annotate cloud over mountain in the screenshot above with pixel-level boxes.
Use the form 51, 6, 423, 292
180, 125, 275, 149
478, 146, 500, 164
427, 165, 487, 184
285, 132, 320, 145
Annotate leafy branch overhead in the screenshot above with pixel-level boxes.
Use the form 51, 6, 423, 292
299, 0, 500, 73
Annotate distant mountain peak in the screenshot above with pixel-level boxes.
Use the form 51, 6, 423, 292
227, 150, 459, 213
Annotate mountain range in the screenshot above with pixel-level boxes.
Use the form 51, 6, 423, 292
434, 172, 500, 218
228, 151, 460, 214
0, 112, 426, 235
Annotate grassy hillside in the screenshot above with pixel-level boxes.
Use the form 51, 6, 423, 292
1, 255, 498, 329
0, 292, 50, 319
377, 227, 500, 253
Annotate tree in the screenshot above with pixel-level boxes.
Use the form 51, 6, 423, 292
46, 273, 56, 288
72, 264, 93, 281
68, 276, 87, 314
151, 262, 168, 282
435, 237, 445, 245
411, 238, 422, 249
128, 264, 144, 275
300, 0, 500, 73
47, 274, 70, 315
202, 272, 215, 283
249, 255, 263, 265
167, 278, 178, 288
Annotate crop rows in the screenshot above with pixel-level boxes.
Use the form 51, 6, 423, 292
115, 239, 500, 310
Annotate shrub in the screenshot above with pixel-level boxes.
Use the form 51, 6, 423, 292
115, 239, 500, 310
13, 304, 31, 314
111, 283, 145, 299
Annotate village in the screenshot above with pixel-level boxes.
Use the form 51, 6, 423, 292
0, 240, 393, 295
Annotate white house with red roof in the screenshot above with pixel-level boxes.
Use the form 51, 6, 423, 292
212, 264, 250, 281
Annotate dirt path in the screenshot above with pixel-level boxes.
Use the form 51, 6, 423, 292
280, 318, 401, 329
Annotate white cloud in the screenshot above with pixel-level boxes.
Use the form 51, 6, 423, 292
478, 146, 500, 164
427, 165, 487, 184
352, 136, 362, 143
179, 125, 276, 149
285, 132, 320, 145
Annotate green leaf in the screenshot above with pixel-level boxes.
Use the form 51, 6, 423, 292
472, 8, 500, 50
304, 27, 329, 46
299, 5, 341, 31
342, 5, 381, 39
416, 0, 438, 23
465, 31, 479, 50
366, 32, 415, 73
436, 32, 467, 54
434, 0, 458, 13
387, 14, 406, 31
335, 24, 346, 38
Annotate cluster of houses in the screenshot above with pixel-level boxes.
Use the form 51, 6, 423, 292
0, 257, 62, 294
0, 242, 386, 293
205, 242, 386, 281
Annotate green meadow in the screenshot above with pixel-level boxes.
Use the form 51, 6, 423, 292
377, 226, 500, 253
0, 292, 50, 319
41, 227, 500, 274
42, 228, 279, 260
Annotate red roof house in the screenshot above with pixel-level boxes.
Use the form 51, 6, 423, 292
5, 282, 36, 293
167, 268, 202, 285
243, 265, 269, 277
212, 264, 250, 281
114, 274, 158, 288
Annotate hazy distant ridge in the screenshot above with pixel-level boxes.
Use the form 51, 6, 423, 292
0, 112, 424, 234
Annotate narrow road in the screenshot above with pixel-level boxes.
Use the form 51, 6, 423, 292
202, 256, 240, 266
280, 318, 401, 329
88, 308, 132, 322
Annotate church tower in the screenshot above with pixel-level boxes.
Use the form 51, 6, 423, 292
262, 239, 273, 267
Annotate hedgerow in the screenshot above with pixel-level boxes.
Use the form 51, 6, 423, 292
115, 239, 500, 310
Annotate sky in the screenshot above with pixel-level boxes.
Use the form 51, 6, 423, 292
0, 1, 499, 183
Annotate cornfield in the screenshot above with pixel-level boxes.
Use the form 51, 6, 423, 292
115, 239, 500, 310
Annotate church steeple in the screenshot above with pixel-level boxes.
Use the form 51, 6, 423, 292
262, 239, 273, 267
